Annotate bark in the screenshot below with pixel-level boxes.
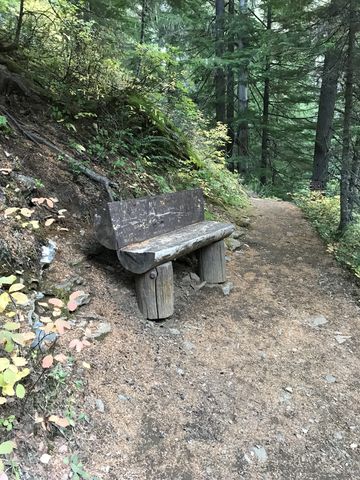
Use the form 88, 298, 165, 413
339, 0, 355, 234
140, 0, 147, 44
215, 0, 226, 123
311, 48, 340, 190
226, 0, 235, 165
260, 3, 271, 186
233, 0, 249, 173
349, 136, 360, 217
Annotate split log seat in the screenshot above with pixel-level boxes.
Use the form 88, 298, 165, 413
94, 189, 234, 320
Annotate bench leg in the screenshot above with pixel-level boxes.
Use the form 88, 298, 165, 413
135, 261, 174, 320
199, 240, 226, 284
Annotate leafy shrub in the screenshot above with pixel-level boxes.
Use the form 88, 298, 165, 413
295, 192, 360, 277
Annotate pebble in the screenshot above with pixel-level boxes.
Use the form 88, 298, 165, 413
227, 238, 242, 252
40, 453, 51, 465
91, 322, 112, 340
250, 446, 268, 463
334, 431, 343, 440
183, 341, 195, 352
169, 328, 181, 336
95, 399, 105, 412
325, 374, 336, 383
335, 335, 351, 344
222, 282, 234, 296
118, 395, 131, 402
308, 315, 328, 328
284, 386, 293, 393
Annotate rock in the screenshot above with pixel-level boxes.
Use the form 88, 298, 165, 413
284, 386, 293, 393
205, 281, 234, 296
325, 374, 336, 383
193, 281, 206, 291
95, 399, 105, 412
189, 272, 200, 283
70, 291, 91, 310
118, 394, 131, 402
222, 282, 234, 296
227, 238, 242, 252
40, 453, 51, 465
55, 276, 85, 292
13, 173, 36, 192
169, 328, 181, 335
231, 228, 247, 240
335, 335, 351, 344
334, 431, 343, 440
0, 187, 5, 204
250, 446, 268, 463
308, 315, 328, 328
40, 240, 57, 266
183, 341, 195, 351
91, 322, 112, 340
280, 391, 292, 404
177, 368, 185, 376
238, 217, 251, 228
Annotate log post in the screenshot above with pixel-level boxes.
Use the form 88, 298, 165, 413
198, 240, 226, 283
135, 262, 174, 320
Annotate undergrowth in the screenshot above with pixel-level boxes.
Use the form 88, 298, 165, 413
295, 192, 360, 278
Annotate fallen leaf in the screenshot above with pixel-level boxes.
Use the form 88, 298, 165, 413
32, 197, 46, 205
9, 283, 25, 293
54, 353, 67, 363
11, 291, 28, 305
82, 362, 91, 369
0, 441, 16, 455
42, 355, 54, 369
52, 308, 62, 317
45, 218, 56, 227
28, 220, 40, 230
48, 298, 64, 308
55, 319, 71, 335
19, 208, 33, 218
4, 207, 19, 217
67, 299, 78, 312
0, 292, 10, 313
49, 415, 70, 428
58, 209, 67, 215
69, 338, 91, 353
0, 275, 17, 286
46, 199, 54, 208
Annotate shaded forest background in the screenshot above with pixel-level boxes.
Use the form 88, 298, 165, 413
0, 0, 359, 272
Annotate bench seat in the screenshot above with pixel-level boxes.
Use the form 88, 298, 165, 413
118, 220, 234, 274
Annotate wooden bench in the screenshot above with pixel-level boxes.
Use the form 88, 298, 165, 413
94, 189, 234, 320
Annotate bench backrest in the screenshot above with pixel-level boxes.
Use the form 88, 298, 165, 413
95, 189, 204, 250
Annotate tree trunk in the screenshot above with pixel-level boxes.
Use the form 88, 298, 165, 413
233, 0, 249, 173
215, 0, 226, 123
349, 136, 360, 217
339, 0, 355, 234
140, 0, 147, 44
260, 3, 271, 186
311, 48, 340, 191
227, 0, 235, 166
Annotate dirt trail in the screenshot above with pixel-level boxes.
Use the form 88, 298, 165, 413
73, 199, 360, 480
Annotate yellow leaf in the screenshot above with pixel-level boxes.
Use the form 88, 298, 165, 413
0, 292, 10, 313
0, 358, 10, 372
0, 397, 6, 405
0, 275, 17, 286
19, 208, 33, 218
28, 221, 40, 230
82, 362, 91, 369
5, 312, 16, 318
11, 357, 27, 367
10, 292, 28, 305
2, 384, 15, 396
9, 283, 25, 293
16, 368, 30, 380
4, 207, 18, 217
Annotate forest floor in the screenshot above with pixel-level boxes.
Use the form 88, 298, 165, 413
38, 197, 360, 480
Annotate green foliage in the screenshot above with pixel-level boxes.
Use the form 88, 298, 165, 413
295, 192, 360, 277
64, 455, 99, 480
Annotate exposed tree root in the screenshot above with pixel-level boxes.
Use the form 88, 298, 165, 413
0, 107, 117, 201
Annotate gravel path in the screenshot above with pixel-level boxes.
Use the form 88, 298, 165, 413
78, 199, 360, 480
